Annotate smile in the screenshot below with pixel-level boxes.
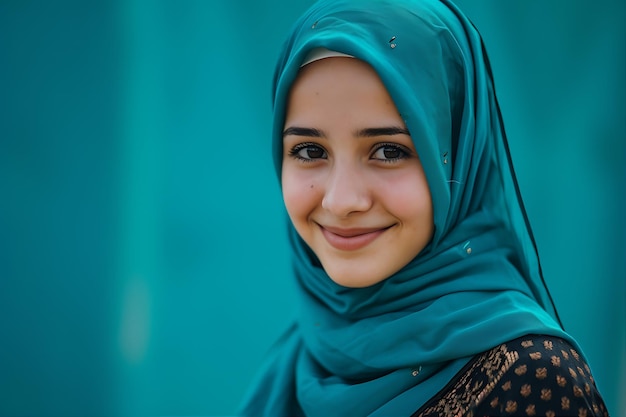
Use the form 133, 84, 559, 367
320, 225, 392, 251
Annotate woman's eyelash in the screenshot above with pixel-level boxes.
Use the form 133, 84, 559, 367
289, 142, 327, 161
371, 143, 412, 162
287, 142, 412, 162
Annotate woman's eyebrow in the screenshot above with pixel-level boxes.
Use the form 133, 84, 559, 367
356, 126, 411, 137
283, 126, 410, 138
283, 126, 325, 137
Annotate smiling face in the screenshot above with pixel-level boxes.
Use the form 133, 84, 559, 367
281, 57, 434, 288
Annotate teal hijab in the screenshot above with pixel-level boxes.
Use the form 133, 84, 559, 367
239, 0, 575, 415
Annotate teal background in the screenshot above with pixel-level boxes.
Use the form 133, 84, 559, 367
0, 1, 623, 416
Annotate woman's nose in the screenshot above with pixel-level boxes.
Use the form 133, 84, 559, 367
321, 164, 372, 217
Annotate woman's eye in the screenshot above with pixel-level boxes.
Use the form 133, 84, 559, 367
371, 144, 409, 161
290, 143, 327, 161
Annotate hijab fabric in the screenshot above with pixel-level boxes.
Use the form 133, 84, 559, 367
239, 0, 576, 415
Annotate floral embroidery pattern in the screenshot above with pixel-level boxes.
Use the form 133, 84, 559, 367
413, 335, 608, 417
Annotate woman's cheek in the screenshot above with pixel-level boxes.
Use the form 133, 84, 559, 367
282, 170, 318, 219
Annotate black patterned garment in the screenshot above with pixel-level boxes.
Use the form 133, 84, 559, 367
413, 335, 608, 417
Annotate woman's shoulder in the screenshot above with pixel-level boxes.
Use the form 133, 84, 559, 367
413, 334, 608, 417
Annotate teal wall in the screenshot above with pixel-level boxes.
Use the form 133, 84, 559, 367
0, 1, 623, 416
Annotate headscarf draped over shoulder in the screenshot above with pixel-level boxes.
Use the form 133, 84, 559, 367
239, 0, 575, 415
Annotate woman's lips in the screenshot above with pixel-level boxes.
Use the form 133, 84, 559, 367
320, 225, 391, 251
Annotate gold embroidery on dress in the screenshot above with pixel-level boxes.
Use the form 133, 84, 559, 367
535, 367, 547, 380
520, 383, 531, 397
412, 337, 607, 417
521, 340, 534, 348
540, 388, 552, 401
561, 396, 571, 410
514, 364, 527, 376
415, 343, 518, 416
504, 400, 517, 413
573, 385, 584, 398
489, 397, 498, 408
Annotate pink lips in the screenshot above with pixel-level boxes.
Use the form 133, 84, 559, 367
320, 225, 390, 251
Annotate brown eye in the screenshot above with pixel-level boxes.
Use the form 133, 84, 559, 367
371, 144, 410, 162
383, 147, 400, 159
303, 146, 325, 159
289, 143, 328, 162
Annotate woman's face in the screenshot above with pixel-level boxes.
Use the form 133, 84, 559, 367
282, 57, 434, 288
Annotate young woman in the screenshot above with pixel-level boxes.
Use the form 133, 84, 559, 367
239, 0, 608, 415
